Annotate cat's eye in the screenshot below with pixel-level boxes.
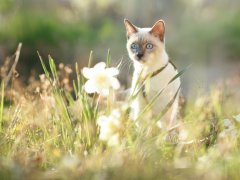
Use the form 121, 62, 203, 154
146, 43, 153, 49
131, 43, 138, 49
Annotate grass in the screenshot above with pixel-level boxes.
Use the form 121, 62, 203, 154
0, 49, 240, 180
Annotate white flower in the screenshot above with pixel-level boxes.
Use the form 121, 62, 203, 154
97, 109, 122, 146
82, 62, 120, 96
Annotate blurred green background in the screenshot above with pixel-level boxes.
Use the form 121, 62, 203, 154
0, 0, 240, 95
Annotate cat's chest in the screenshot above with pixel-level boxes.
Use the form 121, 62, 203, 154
132, 63, 180, 109
145, 64, 179, 93
147, 71, 170, 92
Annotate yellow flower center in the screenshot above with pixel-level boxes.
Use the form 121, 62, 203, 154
95, 73, 110, 87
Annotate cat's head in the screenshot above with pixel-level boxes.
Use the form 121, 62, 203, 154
124, 19, 167, 66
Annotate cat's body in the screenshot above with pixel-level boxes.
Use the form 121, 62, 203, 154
124, 19, 180, 129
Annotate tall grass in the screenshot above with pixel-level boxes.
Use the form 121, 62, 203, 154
0, 51, 239, 179
0, 82, 4, 131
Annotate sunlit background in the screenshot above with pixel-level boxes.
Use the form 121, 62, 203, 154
0, 0, 240, 97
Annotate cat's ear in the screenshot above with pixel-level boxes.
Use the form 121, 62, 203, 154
150, 20, 165, 42
124, 19, 138, 38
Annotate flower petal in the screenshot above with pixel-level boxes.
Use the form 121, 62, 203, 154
82, 67, 94, 79
94, 62, 106, 70
106, 68, 119, 76
84, 80, 97, 94
110, 78, 120, 90
100, 88, 110, 97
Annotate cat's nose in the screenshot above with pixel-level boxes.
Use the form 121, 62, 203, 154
136, 53, 144, 59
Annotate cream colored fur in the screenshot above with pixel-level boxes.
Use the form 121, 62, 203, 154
125, 19, 180, 129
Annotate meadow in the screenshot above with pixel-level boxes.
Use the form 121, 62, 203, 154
0, 44, 240, 180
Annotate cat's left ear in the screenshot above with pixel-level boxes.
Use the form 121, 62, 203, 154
150, 20, 165, 42
124, 19, 138, 38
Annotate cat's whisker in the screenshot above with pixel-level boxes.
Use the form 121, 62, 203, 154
115, 56, 132, 72
125, 59, 133, 75
120, 59, 133, 75
113, 54, 128, 66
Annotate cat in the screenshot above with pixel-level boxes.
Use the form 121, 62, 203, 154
124, 19, 181, 130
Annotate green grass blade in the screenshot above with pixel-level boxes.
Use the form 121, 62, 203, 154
37, 51, 50, 79
88, 50, 93, 68
168, 64, 192, 84
48, 55, 60, 86
0, 81, 4, 132
106, 49, 111, 67
73, 80, 78, 99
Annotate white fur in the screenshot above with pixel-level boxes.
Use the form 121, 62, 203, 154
127, 27, 180, 129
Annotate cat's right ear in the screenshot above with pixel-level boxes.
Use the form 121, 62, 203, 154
124, 19, 138, 38
150, 20, 165, 42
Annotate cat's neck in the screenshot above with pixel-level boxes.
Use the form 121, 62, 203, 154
133, 50, 169, 77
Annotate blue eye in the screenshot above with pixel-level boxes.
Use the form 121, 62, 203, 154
131, 43, 138, 49
146, 43, 153, 49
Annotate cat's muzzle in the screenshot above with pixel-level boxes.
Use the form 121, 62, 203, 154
135, 53, 144, 61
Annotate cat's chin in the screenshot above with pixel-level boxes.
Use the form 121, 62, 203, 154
132, 60, 149, 72
133, 61, 145, 67
133, 59, 146, 64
